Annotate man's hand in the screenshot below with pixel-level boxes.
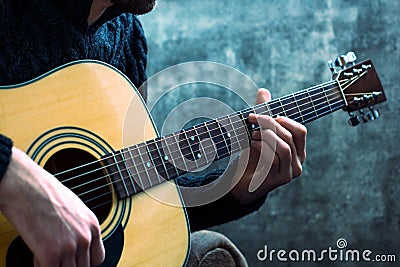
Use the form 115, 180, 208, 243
231, 88, 307, 205
0, 147, 105, 267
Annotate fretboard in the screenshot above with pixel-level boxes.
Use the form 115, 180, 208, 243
106, 80, 345, 199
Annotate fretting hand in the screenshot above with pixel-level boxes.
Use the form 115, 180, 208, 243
231, 88, 307, 205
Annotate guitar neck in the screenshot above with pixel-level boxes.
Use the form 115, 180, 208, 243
106, 80, 346, 199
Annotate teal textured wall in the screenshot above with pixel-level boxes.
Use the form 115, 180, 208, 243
140, 1, 399, 266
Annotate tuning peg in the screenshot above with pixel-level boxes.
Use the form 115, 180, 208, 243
335, 51, 357, 69
366, 107, 380, 121
348, 112, 361, 126
328, 51, 357, 75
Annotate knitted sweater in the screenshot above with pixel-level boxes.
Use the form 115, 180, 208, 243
0, 0, 265, 232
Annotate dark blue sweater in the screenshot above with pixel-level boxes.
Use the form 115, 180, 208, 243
0, 0, 265, 232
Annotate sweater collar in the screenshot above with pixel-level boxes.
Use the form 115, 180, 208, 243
47, 0, 93, 31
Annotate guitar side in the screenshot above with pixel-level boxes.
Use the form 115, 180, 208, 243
0, 61, 189, 266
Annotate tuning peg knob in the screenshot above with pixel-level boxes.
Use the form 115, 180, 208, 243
366, 107, 380, 121
348, 112, 361, 126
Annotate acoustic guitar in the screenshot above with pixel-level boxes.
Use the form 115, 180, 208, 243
0, 52, 386, 266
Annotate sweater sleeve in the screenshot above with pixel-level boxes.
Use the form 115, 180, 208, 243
176, 157, 267, 232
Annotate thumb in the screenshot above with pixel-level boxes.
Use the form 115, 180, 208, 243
256, 88, 272, 104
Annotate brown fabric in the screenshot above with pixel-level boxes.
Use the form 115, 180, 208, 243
186, 230, 248, 267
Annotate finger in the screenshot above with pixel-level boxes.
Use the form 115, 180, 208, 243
251, 130, 278, 164
90, 229, 105, 266
252, 128, 292, 178
61, 250, 76, 267
248, 114, 276, 131
275, 116, 307, 163
255, 88, 272, 104
251, 137, 280, 166
76, 241, 90, 267
35, 252, 60, 267
34, 257, 40, 267
273, 118, 305, 178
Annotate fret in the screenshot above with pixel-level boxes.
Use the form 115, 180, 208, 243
193, 123, 219, 164
160, 134, 184, 177
126, 146, 146, 193
230, 113, 251, 150
215, 118, 230, 156
268, 101, 285, 118
325, 83, 345, 111
305, 87, 319, 120
292, 93, 304, 123
103, 150, 139, 199
295, 90, 316, 123
176, 130, 198, 171
280, 95, 301, 122
113, 153, 129, 195
153, 137, 180, 180
145, 139, 167, 180
217, 115, 247, 153
309, 86, 331, 117
261, 102, 274, 117
168, 132, 191, 172
120, 148, 139, 195
103, 152, 127, 199
113, 153, 129, 196
190, 125, 209, 167
277, 99, 287, 117
144, 141, 163, 184
204, 121, 223, 161
183, 126, 211, 168
321, 85, 334, 113
175, 131, 197, 171
237, 108, 258, 135
204, 119, 231, 160
182, 130, 199, 169
134, 144, 157, 190
138, 144, 163, 187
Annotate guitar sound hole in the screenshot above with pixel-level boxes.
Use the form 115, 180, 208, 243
44, 148, 112, 224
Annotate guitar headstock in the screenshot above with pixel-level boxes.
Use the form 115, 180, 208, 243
329, 52, 386, 126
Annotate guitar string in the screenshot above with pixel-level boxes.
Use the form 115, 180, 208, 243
60, 83, 347, 198
81, 97, 347, 211
0, 90, 348, 235
54, 79, 341, 180
72, 92, 346, 203
75, 91, 345, 198
61, 83, 343, 191
79, 76, 358, 206
0, 79, 351, 232
7, 78, 350, 215
58, 79, 343, 184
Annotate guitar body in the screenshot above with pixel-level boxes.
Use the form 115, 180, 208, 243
0, 61, 189, 266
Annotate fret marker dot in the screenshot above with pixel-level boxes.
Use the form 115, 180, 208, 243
191, 136, 195, 141
164, 155, 169, 161
251, 124, 256, 129
197, 153, 202, 158
146, 162, 151, 167
227, 133, 231, 138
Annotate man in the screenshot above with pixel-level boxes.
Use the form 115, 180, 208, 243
0, 0, 306, 266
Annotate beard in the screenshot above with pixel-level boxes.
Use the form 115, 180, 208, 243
112, 0, 157, 15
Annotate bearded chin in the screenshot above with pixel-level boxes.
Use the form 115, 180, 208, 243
113, 0, 157, 15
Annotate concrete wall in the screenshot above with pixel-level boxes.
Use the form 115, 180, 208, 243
139, 1, 399, 266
